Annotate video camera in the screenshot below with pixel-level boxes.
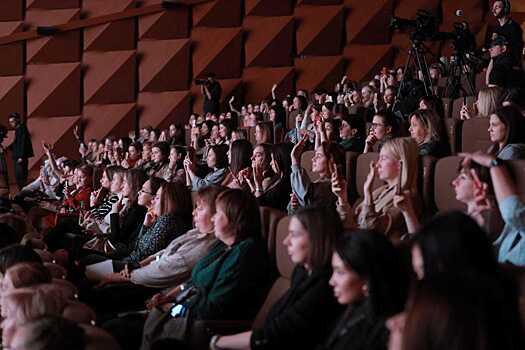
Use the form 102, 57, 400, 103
390, 10, 438, 42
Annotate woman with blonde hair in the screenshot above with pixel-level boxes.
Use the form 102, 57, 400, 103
355, 137, 420, 240
460, 86, 503, 120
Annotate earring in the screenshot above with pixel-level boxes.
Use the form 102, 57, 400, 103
362, 284, 369, 296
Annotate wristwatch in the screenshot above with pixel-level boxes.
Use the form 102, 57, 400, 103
490, 158, 503, 168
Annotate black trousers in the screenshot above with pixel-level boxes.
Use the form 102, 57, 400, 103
14, 158, 28, 190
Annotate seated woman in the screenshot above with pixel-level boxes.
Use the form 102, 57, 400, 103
284, 110, 304, 145
460, 86, 503, 120
487, 106, 525, 160
255, 122, 273, 145
289, 136, 350, 223
242, 143, 274, 193
167, 145, 186, 183
218, 119, 233, 145
86, 166, 122, 222
222, 139, 252, 189
356, 137, 419, 241
121, 142, 142, 169
315, 229, 408, 350
459, 151, 525, 267
185, 144, 228, 191
338, 116, 365, 153
408, 109, 449, 158
148, 142, 171, 181
251, 143, 293, 212
363, 110, 397, 153
82, 186, 222, 313
85, 181, 192, 277
212, 207, 343, 350
450, 161, 502, 239
139, 189, 271, 350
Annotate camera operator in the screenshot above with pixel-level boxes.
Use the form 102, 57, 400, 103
491, 0, 524, 66
486, 36, 525, 89
199, 72, 222, 116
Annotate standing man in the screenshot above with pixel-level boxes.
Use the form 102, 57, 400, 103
201, 72, 222, 117
491, 0, 524, 66
8, 113, 34, 190
485, 36, 525, 89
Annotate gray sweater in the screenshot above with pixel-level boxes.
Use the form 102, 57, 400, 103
130, 228, 216, 288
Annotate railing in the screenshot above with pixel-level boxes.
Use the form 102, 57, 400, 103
0, 0, 212, 45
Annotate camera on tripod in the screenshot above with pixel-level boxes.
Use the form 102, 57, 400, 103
390, 10, 438, 42
195, 79, 209, 86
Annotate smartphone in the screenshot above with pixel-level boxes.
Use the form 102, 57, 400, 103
397, 160, 403, 195
170, 304, 187, 318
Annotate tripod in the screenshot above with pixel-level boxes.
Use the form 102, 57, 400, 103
443, 51, 476, 98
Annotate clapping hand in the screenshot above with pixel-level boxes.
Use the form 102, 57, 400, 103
393, 190, 415, 213
330, 161, 348, 204
363, 161, 377, 198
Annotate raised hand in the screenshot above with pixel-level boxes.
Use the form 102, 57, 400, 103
291, 133, 308, 165
363, 161, 377, 198
330, 161, 348, 204
393, 190, 414, 213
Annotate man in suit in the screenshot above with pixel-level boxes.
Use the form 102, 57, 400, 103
8, 113, 34, 190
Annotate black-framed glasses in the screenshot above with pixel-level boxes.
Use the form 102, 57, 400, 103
139, 189, 155, 196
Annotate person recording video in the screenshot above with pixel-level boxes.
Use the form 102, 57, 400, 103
198, 72, 222, 117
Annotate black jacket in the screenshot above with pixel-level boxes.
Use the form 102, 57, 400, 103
316, 300, 388, 350
10, 123, 34, 160
250, 265, 343, 350
109, 202, 147, 246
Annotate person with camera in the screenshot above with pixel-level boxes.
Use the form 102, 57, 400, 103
485, 36, 525, 89
198, 72, 222, 117
491, 0, 524, 67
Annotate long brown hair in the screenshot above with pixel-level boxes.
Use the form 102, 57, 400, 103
157, 181, 192, 218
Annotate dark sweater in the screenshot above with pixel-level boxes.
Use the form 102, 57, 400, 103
188, 238, 271, 321
250, 266, 343, 350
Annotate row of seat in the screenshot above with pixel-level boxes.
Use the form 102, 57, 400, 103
300, 151, 525, 215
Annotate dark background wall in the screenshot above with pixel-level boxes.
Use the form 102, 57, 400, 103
0, 0, 523, 178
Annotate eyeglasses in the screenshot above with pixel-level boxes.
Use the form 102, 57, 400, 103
371, 123, 386, 128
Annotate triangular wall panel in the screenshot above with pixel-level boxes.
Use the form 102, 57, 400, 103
295, 56, 346, 92
25, 8, 81, 63
138, 39, 191, 92
0, 76, 24, 125
84, 50, 136, 105
193, 0, 242, 28
26, 63, 81, 118
0, 22, 24, 76
83, 103, 137, 140
244, 16, 294, 67
139, 0, 189, 40
138, 91, 192, 129
245, 0, 293, 16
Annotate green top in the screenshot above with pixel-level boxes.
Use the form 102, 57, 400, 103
187, 237, 270, 320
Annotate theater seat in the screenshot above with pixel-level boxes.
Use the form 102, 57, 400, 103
259, 206, 286, 265
444, 118, 461, 154
354, 152, 381, 198
252, 215, 293, 329
461, 117, 491, 153
419, 155, 437, 216
507, 160, 525, 199
433, 156, 465, 212
442, 97, 453, 119
452, 96, 476, 120
301, 150, 319, 182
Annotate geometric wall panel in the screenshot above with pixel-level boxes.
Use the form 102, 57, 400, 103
83, 103, 137, 141
26, 63, 81, 118
295, 56, 346, 92
244, 16, 294, 67
242, 66, 295, 104
139, 1, 189, 40
344, 44, 395, 82
295, 4, 345, 56
25, 8, 81, 63
0, 76, 24, 125
245, 0, 293, 17
138, 39, 191, 92
192, 27, 243, 79
0, 0, 24, 21
0, 22, 24, 76
298, 0, 342, 4
83, 0, 137, 52
27, 0, 81, 9
138, 91, 191, 129
193, 0, 242, 28
27, 115, 81, 169
345, 0, 394, 44
84, 50, 136, 105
